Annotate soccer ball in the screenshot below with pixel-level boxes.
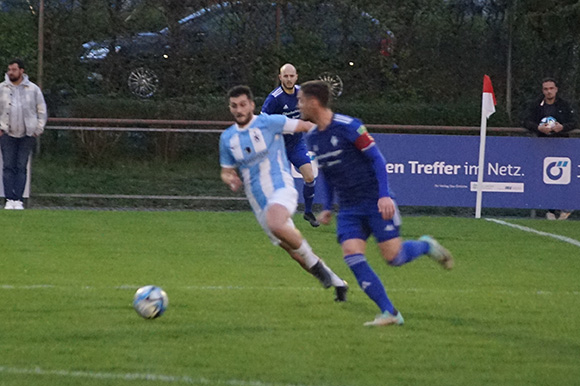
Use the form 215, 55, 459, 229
133, 285, 169, 319
540, 116, 556, 128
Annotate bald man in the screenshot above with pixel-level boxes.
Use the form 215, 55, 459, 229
262, 64, 320, 227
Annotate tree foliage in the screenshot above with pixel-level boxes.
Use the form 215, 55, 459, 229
0, 0, 579, 124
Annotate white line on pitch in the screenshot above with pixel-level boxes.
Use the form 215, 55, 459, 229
1, 284, 578, 296
0, 284, 55, 289
486, 218, 580, 248
0, 366, 322, 386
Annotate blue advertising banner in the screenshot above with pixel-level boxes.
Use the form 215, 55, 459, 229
294, 134, 580, 209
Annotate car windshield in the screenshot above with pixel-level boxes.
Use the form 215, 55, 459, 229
159, 3, 229, 35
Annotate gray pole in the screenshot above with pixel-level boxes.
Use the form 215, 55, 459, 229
36, 0, 44, 156
506, 0, 516, 125
37, 0, 44, 89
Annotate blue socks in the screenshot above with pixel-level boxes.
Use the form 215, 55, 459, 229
303, 180, 316, 213
344, 254, 395, 314
389, 240, 430, 267
342, 242, 430, 314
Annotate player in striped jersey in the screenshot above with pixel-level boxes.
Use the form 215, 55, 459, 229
262, 64, 319, 227
219, 85, 348, 302
297, 81, 454, 326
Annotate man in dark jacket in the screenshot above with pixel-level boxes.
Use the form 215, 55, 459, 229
522, 77, 577, 138
522, 78, 577, 220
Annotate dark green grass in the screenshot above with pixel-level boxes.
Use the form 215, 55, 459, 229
0, 211, 579, 386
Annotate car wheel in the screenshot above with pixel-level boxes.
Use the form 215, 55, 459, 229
127, 67, 159, 98
317, 72, 343, 97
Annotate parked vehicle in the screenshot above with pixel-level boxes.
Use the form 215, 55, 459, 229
80, 2, 394, 98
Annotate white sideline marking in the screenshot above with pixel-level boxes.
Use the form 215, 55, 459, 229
486, 218, 580, 248
1, 284, 578, 296
0, 366, 317, 386
0, 284, 54, 289
184, 285, 319, 291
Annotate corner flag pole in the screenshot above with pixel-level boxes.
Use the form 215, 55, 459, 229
475, 75, 497, 218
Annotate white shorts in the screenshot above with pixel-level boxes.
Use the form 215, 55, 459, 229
255, 187, 298, 245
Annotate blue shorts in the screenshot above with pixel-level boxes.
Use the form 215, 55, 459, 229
286, 140, 311, 169
336, 203, 402, 244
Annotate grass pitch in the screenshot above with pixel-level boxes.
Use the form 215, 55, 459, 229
0, 210, 579, 386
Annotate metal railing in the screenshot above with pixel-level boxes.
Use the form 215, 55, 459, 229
46, 117, 533, 134
34, 118, 577, 204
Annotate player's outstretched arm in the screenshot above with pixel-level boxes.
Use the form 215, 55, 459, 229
281, 118, 314, 134
221, 167, 242, 192
294, 119, 315, 133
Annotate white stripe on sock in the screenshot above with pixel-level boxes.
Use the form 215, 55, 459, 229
293, 240, 318, 268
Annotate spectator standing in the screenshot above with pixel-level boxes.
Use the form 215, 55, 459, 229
0, 59, 47, 210
522, 77, 577, 220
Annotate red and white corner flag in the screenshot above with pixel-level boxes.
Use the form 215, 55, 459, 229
475, 75, 497, 219
482, 75, 497, 119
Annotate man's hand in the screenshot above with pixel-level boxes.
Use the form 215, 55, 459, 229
295, 119, 315, 132
538, 123, 553, 135
378, 197, 395, 220
221, 168, 242, 192
552, 122, 564, 133
317, 210, 333, 225
227, 176, 242, 192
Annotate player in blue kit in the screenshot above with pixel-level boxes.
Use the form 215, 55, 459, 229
262, 64, 319, 227
219, 85, 348, 302
297, 81, 453, 326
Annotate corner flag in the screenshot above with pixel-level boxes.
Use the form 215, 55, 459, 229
475, 75, 497, 218
482, 75, 496, 119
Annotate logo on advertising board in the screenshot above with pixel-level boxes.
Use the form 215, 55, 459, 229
543, 157, 571, 185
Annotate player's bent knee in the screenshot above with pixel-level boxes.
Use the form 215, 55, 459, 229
299, 164, 315, 183
341, 239, 366, 256
378, 238, 402, 263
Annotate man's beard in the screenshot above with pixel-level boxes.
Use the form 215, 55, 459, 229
8, 75, 21, 83
236, 113, 252, 126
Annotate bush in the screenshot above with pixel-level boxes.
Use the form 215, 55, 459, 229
0, 11, 37, 75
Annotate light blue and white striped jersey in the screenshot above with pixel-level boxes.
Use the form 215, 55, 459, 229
219, 114, 298, 214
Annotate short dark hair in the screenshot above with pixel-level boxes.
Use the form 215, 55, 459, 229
542, 77, 558, 87
300, 80, 332, 108
8, 59, 25, 70
227, 85, 253, 101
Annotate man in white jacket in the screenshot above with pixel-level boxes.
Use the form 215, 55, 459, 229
0, 59, 47, 210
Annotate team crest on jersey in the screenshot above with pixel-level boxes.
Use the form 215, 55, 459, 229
331, 136, 339, 147
245, 147, 251, 153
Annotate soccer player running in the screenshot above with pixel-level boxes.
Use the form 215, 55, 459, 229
219, 85, 348, 302
261, 63, 320, 227
297, 81, 453, 326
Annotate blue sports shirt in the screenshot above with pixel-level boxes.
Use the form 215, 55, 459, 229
306, 114, 392, 209
219, 114, 298, 214
261, 85, 304, 150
